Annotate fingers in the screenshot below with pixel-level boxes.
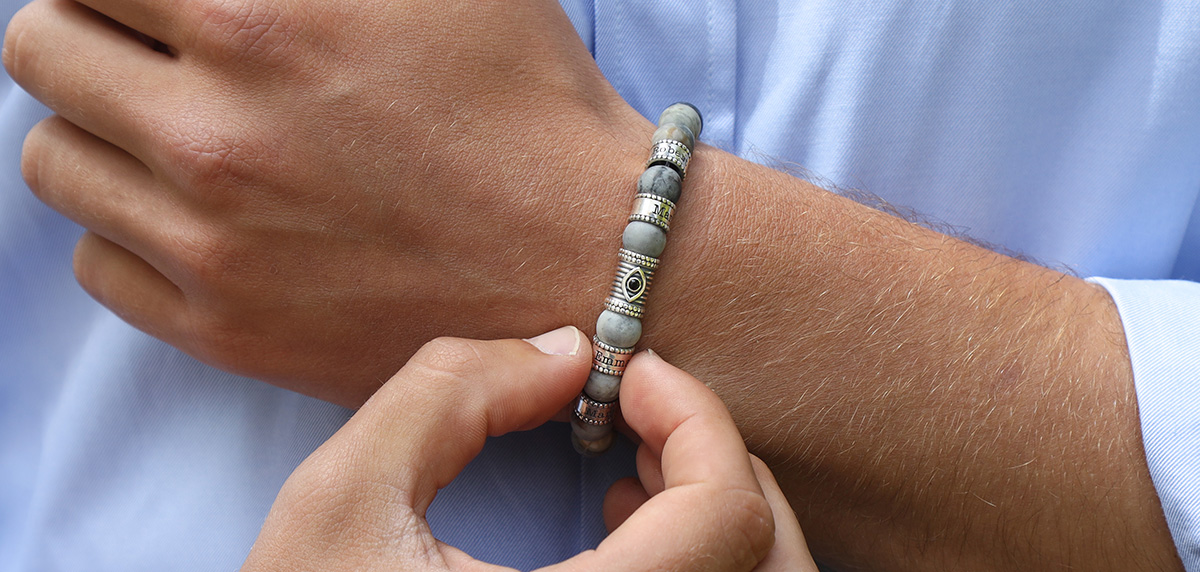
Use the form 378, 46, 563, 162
751, 456, 821, 572
301, 327, 591, 517
600, 444, 663, 533
71, 0, 186, 47
550, 351, 776, 572
603, 455, 821, 572
4, 0, 176, 158
23, 115, 184, 271
73, 232, 188, 340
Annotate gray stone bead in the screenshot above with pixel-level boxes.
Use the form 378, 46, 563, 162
584, 370, 623, 402
571, 416, 611, 441
637, 165, 682, 202
571, 427, 614, 456
622, 221, 667, 257
652, 124, 695, 152
657, 102, 703, 138
596, 310, 642, 347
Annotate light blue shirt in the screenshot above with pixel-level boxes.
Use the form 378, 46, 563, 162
3, 1, 1200, 570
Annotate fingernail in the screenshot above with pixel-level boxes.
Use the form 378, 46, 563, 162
525, 326, 583, 356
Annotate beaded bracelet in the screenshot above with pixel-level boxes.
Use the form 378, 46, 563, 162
571, 102, 703, 455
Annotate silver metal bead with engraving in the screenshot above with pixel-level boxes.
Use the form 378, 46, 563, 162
592, 336, 635, 376
646, 139, 691, 177
605, 254, 656, 319
573, 393, 616, 425
628, 193, 676, 232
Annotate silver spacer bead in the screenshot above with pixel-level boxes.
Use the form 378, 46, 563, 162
604, 298, 645, 319
628, 193, 676, 232
618, 248, 660, 271
647, 139, 691, 177
592, 336, 635, 376
573, 393, 616, 425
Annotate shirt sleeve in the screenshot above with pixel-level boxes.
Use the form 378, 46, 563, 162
1090, 277, 1200, 571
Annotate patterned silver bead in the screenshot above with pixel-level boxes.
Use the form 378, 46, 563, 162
605, 253, 656, 319
604, 298, 644, 319
618, 248, 660, 270
573, 393, 615, 425
646, 139, 691, 177
592, 336, 635, 376
629, 193, 676, 232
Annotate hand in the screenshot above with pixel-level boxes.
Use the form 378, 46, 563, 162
242, 326, 817, 572
4, 0, 650, 405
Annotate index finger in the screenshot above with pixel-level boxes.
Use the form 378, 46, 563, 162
70, 0, 185, 46
277, 328, 590, 520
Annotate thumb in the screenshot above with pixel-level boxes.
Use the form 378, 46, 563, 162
544, 350, 776, 572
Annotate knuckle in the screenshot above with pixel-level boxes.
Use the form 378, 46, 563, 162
170, 227, 242, 288
720, 487, 777, 563
196, 0, 299, 66
157, 115, 275, 200
185, 309, 259, 372
408, 337, 489, 384
271, 458, 423, 554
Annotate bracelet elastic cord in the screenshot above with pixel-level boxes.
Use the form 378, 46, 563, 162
570, 103, 703, 456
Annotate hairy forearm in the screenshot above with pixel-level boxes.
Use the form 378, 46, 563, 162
615, 143, 1180, 570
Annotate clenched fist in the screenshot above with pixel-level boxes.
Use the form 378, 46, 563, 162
6, 0, 652, 404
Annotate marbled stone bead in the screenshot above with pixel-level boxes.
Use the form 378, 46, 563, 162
596, 309, 642, 348
622, 221, 667, 257
571, 415, 611, 441
657, 102, 703, 139
652, 124, 695, 151
584, 369, 622, 402
571, 427, 615, 457
637, 165, 682, 202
